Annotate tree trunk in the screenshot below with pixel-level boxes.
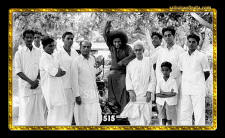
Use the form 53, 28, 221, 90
190, 13, 212, 30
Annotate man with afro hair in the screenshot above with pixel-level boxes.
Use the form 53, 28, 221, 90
103, 21, 136, 114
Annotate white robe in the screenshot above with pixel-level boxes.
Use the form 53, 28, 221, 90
54, 47, 79, 125
71, 55, 102, 126
14, 46, 46, 126
120, 57, 156, 126
39, 52, 68, 126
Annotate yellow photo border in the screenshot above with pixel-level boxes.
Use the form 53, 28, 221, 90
8, 7, 217, 131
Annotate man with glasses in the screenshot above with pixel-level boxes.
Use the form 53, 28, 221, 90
120, 40, 156, 125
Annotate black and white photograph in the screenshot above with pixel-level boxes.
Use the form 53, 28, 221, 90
9, 8, 216, 130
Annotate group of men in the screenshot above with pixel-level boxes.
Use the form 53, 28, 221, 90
103, 21, 210, 126
15, 30, 102, 126
14, 20, 211, 126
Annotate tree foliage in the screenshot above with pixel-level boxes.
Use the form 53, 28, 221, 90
12, 11, 213, 48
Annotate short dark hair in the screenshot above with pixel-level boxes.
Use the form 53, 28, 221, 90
162, 26, 176, 36
187, 33, 200, 44
62, 32, 74, 40
41, 36, 55, 48
151, 32, 163, 40
34, 31, 42, 36
23, 29, 35, 39
161, 61, 172, 70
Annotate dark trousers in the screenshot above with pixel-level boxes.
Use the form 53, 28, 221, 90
107, 70, 129, 112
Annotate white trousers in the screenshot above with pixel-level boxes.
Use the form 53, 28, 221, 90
179, 95, 205, 126
17, 92, 46, 126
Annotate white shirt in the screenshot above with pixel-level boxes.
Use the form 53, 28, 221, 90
149, 46, 163, 65
156, 44, 185, 81
18, 44, 24, 51
14, 45, 41, 97
32, 41, 44, 52
55, 47, 79, 89
71, 55, 99, 103
179, 50, 210, 96
156, 77, 178, 105
39, 52, 67, 109
126, 57, 156, 98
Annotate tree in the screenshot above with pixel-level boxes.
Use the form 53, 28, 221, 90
12, 11, 213, 58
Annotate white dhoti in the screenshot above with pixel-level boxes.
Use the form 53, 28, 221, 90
74, 99, 102, 126
47, 104, 69, 126
44, 88, 69, 126
17, 88, 46, 126
41, 76, 69, 126
179, 95, 205, 126
120, 97, 152, 126
64, 88, 75, 125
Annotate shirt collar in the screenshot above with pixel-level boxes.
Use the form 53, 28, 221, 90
61, 46, 68, 54
80, 54, 91, 61
23, 44, 37, 52
43, 50, 54, 59
61, 46, 76, 56
187, 49, 199, 56
135, 57, 144, 62
32, 41, 43, 49
162, 76, 172, 82
164, 44, 178, 50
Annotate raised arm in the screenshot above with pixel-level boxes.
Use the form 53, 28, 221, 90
103, 21, 113, 48
144, 27, 155, 55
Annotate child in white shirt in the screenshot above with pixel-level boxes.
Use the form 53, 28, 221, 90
156, 61, 178, 126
